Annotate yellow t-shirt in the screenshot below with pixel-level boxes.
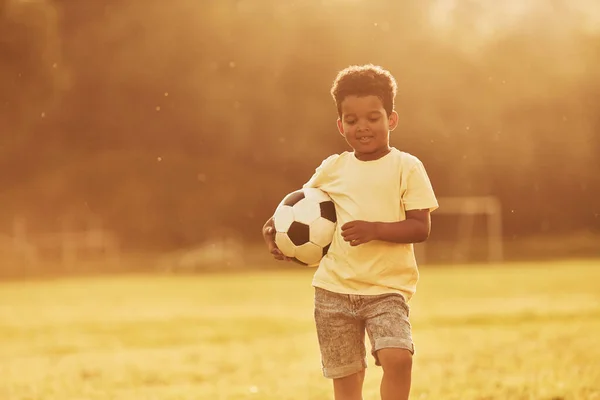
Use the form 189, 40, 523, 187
303, 147, 438, 301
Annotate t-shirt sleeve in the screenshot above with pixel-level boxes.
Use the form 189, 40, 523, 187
403, 161, 439, 212
302, 154, 338, 189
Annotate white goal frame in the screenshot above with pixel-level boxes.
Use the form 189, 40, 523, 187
416, 196, 503, 264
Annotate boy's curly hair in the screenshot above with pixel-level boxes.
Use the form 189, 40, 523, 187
330, 64, 397, 118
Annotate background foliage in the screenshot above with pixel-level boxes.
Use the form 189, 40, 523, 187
2, 0, 599, 252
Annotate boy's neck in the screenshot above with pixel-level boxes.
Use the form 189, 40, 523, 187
354, 146, 392, 162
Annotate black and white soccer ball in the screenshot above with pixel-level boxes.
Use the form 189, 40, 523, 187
273, 188, 337, 266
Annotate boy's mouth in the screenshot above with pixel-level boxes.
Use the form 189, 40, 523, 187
358, 136, 373, 143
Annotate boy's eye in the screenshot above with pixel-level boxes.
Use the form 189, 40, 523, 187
345, 119, 356, 125
369, 117, 380, 122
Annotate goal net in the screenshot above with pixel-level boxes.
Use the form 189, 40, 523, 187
415, 196, 503, 264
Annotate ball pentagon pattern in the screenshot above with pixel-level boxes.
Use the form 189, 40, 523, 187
273, 188, 337, 266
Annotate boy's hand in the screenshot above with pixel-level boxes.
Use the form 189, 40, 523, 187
341, 220, 378, 246
262, 219, 290, 261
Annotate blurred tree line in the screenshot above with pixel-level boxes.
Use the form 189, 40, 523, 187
1, 0, 599, 251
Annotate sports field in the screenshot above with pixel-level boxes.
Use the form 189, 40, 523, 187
1, 259, 599, 400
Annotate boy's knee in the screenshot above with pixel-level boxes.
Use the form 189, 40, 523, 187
333, 370, 365, 399
334, 369, 365, 386
377, 348, 413, 375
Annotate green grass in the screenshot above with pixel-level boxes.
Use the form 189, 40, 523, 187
0, 259, 599, 400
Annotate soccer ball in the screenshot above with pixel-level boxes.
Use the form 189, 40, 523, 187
273, 188, 337, 266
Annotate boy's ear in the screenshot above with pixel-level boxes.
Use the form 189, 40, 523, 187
337, 118, 345, 137
388, 110, 399, 131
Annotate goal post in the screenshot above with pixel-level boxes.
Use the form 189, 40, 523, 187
416, 196, 503, 264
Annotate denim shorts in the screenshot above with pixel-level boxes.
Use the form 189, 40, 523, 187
313, 286, 414, 379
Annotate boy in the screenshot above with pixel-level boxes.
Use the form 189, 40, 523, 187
262, 64, 438, 400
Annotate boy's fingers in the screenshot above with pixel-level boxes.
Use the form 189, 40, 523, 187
271, 248, 285, 257
341, 228, 355, 238
271, 248, 291, 261
341, 221, 354, 230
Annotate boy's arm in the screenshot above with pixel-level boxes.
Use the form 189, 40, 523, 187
374, 209, 431, 243
341, 210, 430, 246
376, 158, 437, 244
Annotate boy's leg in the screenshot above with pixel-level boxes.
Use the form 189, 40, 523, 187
314, 287, 367, 399
333, 369, 365, 400
377, 348, 412, 400
361, 293, 414, 400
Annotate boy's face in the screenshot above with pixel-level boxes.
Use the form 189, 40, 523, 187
337, 95, 398, 161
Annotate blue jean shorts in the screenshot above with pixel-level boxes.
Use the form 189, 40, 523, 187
313, 286, 414, 379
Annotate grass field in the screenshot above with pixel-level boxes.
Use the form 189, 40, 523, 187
1, 259, 599, 400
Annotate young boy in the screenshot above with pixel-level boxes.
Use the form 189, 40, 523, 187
262, 64, 438, 400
